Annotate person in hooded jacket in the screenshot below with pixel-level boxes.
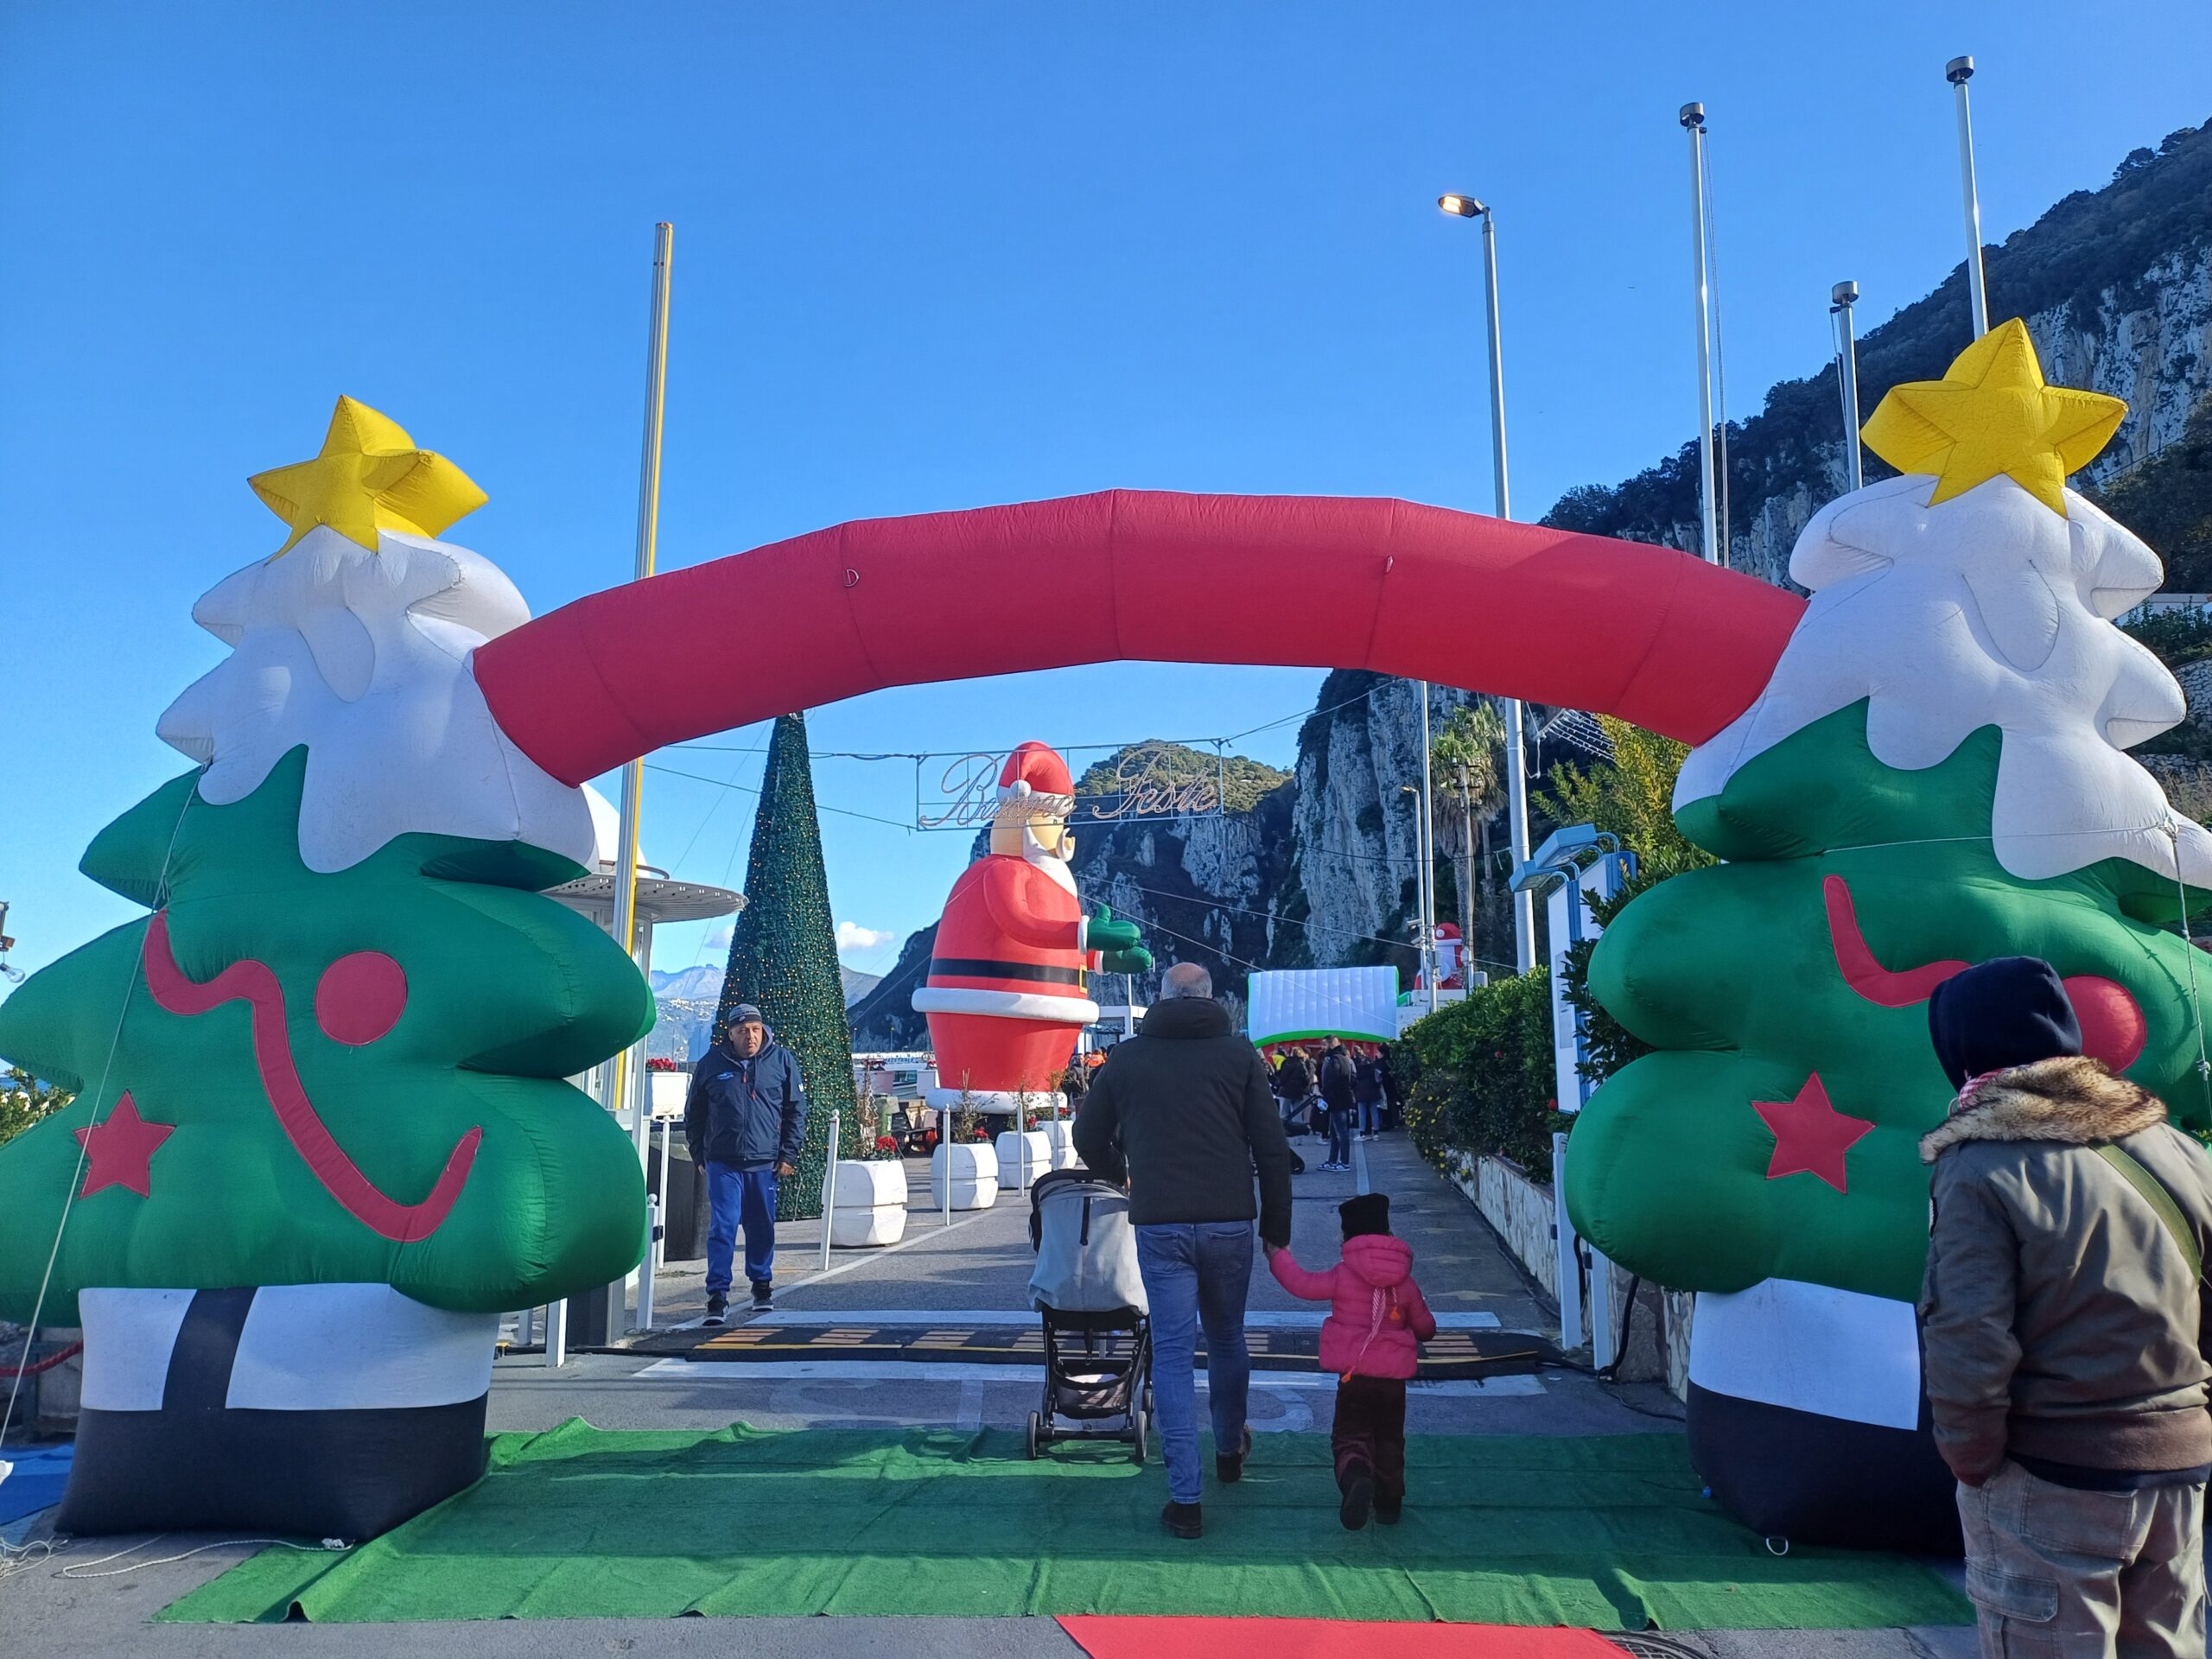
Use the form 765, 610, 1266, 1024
684, 1002, 810, 1324
1074, 962, 1296, 1541
1922, 956, 2212, 1658
1318, 1038, 1359, 1171
1268, 1192, 1437, 1529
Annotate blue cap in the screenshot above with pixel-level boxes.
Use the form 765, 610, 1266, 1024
728, 1003, 764, 1025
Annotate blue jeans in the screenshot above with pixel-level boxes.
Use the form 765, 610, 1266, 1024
1135, 1222, 1254, 1505
1357, 1098, 1382, 1136
1328, 1107, 1354, 1166
706, 1163, 779, 1294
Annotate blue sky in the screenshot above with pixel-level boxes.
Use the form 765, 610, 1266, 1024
4, 3, 2208, 996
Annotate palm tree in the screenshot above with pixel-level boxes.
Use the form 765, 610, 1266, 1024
1428, 702, 1508, 977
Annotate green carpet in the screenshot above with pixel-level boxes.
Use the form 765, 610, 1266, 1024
160, 1422, 1971, 1630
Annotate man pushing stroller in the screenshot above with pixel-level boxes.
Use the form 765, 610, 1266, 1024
1073, 962, 1295, 1541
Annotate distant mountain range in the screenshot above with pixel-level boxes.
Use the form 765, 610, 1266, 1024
647, 962, 885, 1065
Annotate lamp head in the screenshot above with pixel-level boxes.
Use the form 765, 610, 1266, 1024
1946, 54, 1974, 84
1678, 101, 1706, 129
1437, 194, 1484, 219
1832, 279, 1859, 307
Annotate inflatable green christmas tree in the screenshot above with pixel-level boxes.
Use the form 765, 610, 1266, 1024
0, 398, 654, 1538
1565, 321, 2212, 1549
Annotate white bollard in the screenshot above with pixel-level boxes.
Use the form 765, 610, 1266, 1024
818, 1112, 841, 1273
639, 1197, 660, 1330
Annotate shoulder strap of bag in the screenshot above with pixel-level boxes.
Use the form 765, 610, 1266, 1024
2095, 1143, 2205, 1283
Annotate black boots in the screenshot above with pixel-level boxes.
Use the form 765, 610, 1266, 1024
1216, 1428, 1253, 1484
1161, 1500, 1203, 1539
1339, 1464, 1374, 1530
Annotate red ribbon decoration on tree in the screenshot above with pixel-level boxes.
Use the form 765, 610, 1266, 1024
140, 912, 479, 1242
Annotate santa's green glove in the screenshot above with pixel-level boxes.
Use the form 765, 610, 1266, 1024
1100, 946, 1154, 976
1086, 906, 1141, 954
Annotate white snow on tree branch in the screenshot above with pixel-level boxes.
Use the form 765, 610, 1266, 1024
156, 527, 594, 874
1677, 473, 2212, 888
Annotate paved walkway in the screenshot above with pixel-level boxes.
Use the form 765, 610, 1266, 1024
3, 1127, 1973, 1657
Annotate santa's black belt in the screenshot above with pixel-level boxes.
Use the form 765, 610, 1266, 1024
930, 957, 1087, 988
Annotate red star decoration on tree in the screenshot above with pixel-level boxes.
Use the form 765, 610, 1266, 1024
74, 1092, 175, 1198
1753, 1073, 1872, 1193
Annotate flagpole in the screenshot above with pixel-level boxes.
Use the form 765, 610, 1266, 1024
610, 220, 674, 1174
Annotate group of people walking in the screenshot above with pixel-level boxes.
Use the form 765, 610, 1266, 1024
683, 953, 2212, 1655
1272, 1039, 1395, 1173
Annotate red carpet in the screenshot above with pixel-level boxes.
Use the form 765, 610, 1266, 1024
1058, 1615, 1625, 1657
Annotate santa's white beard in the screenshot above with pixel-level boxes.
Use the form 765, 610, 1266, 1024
1024, 830, 1078, 897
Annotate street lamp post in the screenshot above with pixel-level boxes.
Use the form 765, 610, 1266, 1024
1832, 280, 1864, 492
1946, 56, 1990, 340
1439, 193, 1536, 973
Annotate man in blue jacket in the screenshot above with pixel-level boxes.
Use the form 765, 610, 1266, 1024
684, 1003, 810, 1323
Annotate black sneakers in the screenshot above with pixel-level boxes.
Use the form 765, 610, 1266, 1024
751, 1281, 774, 1311
1161, 1500, 1203, 1540
1375, 1495, 1402, 1526
1216, 1428, 1253, 1484
1339, 1465, 1374, 1531
702, 1292, 728, 1327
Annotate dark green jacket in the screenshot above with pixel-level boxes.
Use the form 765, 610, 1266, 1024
1920, 1055, 2212, 1481
1073, 996, 1295, 1248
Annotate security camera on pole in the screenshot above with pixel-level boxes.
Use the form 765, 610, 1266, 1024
1831, 280, 1865, 492
1680, 105, 1720, 568
1946, 55, 1991, 340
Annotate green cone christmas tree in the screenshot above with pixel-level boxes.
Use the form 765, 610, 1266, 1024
0, 397, 656, 1539
714, 712, 856, 1218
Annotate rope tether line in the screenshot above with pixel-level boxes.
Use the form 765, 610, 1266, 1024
3, 784, 196, 1448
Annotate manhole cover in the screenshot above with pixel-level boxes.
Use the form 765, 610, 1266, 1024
1604, 1637, 1712, 1659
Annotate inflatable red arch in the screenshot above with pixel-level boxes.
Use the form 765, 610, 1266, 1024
473, 491, 1804, 781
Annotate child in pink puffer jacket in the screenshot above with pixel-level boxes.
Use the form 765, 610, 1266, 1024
1268, 1192, 1436, 1529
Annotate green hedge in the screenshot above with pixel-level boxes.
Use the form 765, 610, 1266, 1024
1389, 969, 1567, 1172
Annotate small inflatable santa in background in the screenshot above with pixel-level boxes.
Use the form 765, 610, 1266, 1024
912, 741, 1151, 1116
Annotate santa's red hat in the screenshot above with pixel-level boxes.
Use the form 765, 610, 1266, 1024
998, 741, 1074, 801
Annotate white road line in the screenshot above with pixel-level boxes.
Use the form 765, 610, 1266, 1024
732, 1308, 1502, 1330
1353, 1136, 1371, 1196
955, 1379, 985, 1428
630, 1358, 1543, 1396
754, 1207, 1000, 1302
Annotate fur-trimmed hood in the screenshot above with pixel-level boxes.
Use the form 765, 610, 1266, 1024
1919, 1055, 2167, 1164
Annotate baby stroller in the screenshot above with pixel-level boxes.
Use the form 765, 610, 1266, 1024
1024, 1167, 1154, 1462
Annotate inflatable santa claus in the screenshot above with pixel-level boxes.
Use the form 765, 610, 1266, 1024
911, 741, 1151, 1114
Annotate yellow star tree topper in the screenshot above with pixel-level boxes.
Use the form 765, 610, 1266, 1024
1859, 317, 2125, 517
249, 396, 487, 556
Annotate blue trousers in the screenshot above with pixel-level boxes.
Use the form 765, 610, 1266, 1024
1135, 1222, 1254, 1506
1328, 1107, 1354, 1166
705, 1162, 779, 1294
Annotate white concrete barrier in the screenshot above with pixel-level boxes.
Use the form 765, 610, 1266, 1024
995, 1130, 1052, 1191
930, 1141, 998, 1211
1039, 1119, 1081, 1170
830, 1158, 908, 1248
